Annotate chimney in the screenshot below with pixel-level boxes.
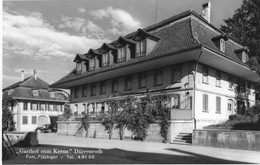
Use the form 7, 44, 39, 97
202, 1, 211, 23
21, 70, 25, 81
33, 69, 38, 80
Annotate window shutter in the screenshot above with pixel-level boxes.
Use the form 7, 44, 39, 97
203, 94, 205, 111
203, 94, 208, 112
216, 97, 220, 113
206, 94, 208, 111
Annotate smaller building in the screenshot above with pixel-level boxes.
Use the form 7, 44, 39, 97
2, 70, 69, 132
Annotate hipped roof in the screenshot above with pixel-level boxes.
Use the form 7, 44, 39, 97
51, 10, 258, 88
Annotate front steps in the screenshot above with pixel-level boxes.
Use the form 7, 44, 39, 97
171, 132, 192, 145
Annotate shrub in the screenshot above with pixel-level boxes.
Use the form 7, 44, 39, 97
2, 103, 15, 131
247, 104, 260, 123
125, 96, 155, 141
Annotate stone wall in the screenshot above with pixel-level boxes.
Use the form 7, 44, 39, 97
57, 121, 164, 142
193, 129, 260, 151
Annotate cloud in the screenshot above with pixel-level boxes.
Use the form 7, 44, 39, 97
14, 68, 48, 75
58, 16, 104, 38
3, 10, 110, 60
3, 75, 21, 81
58, 16, 85, 32
82, 21, 104, 38
78, 7, 86, 13
90, 7, 142, 35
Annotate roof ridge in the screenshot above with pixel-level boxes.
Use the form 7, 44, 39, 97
20, 76, 34, 86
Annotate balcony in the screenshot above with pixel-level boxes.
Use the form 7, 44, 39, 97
170, 109, 192, 120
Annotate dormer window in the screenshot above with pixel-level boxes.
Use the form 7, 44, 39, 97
89, 58, 95, 71
50, 92, 55, 98
212, 34, 228, 53
102, 53, 109, 67
220, 39, 225, 52
32, 90, 38, 97
136, 39, 146, 57
234, 47, 249, 63
132, 29, 160, 57
118, 46, 126, 62
76, 62, 82, 74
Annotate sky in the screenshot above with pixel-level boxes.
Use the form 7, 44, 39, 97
2, 0, 243, 89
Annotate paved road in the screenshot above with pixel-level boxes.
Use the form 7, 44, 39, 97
36, 133, 260, 164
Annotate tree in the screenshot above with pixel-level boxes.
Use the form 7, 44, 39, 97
2, 102, 15, 131
220, 0, 260, 71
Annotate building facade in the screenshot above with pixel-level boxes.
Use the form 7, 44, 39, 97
3, 70, 69, 132
51, 7, 260, 139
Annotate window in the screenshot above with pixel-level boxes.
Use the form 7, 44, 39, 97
215, 70, 221, 87
89, 58, 95, 71
136, 39, 146, 57
50, 92, 55, 98
53, 104, 57, 111
49, 104, 53, 111
40, 104, 45, 111
202, 94, 208, 112
100, 81, 106, 94
220, 39, 225, 52
154, 69, 163, 86
172, 64, 182, 83
202, 65, 208, 83
138, 72, 146, 88
118, 46, 126, 62
74, 87, 79, 98
91, 84, 96, 96
228, 99, 233, 111
112, 79, 118, 93
228, 76, 234, 90
32, 90, 38, 96
11, 102, 14, 111
237, 79, 246, 93
83, 104, 87, 113
75, 104, 78, 113
102, 53, 109, 67
184, 96, 192, 110
23, 102, 28, 110
242, 52, 247, 63
125, 76, 132, 90
82, 85, 87, 97
247, 81, 251, 95
216, 96, 221, 113
22, 116, 28, 125
57, 105, 61, 111
32, 116, 37, 124
171, 95, 180, 109
76, 62, 82, 73
31, 103, 37, 111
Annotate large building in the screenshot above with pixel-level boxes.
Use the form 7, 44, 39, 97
51, 4, 260, 136
3, 70, 69, 132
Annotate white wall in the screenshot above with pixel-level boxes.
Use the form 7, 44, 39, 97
194, 63, 256, 129
15, 101, 63, 132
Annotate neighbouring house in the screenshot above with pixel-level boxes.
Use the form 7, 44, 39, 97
2, 70, 69, 132
50, 2, 260, 140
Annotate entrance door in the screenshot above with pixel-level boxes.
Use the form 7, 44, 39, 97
38, 115, 50, 127
237, 100, 245, 115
